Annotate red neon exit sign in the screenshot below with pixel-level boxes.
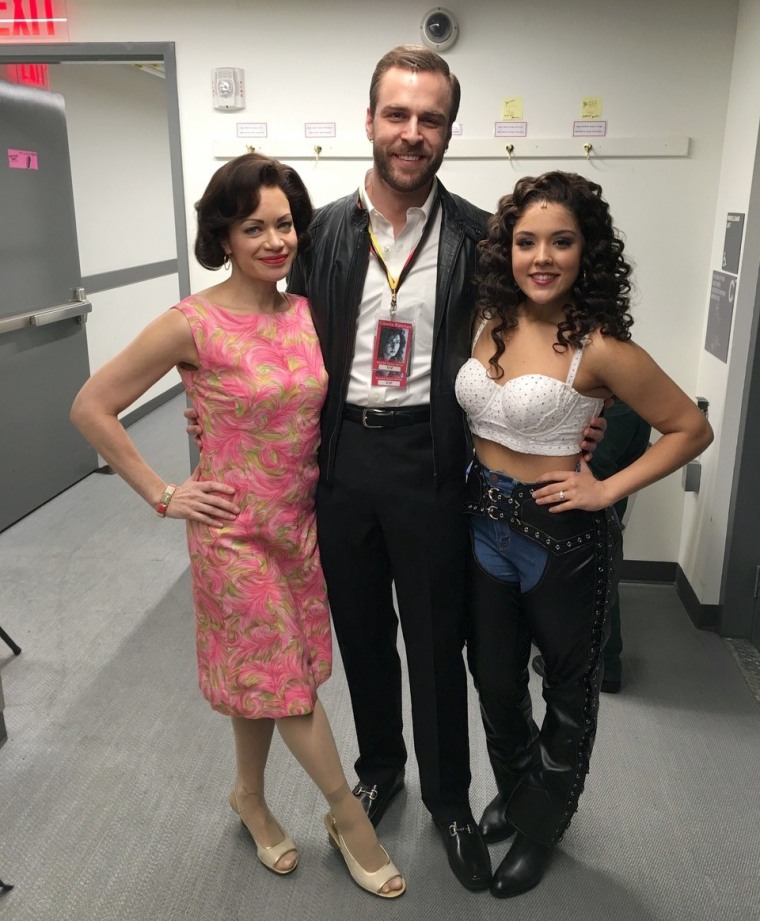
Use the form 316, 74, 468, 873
2, 62, 50, 88
0, 0, 69, 41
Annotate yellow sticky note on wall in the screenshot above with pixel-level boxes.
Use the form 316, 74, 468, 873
502, 97, 523, 120
580, 97, 603, 119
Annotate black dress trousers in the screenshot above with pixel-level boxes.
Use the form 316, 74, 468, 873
316, 415, 472, 819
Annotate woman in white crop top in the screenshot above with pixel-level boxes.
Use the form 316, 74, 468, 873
457, 171, 713, 898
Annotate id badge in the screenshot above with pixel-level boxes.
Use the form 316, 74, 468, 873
372, 319, 413, 388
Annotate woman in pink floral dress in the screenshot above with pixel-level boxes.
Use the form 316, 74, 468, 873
71, 154, 404, 898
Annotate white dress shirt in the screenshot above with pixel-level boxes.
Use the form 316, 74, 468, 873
345, 176, 442, 407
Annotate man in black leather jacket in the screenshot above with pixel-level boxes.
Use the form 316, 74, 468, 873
290, 180, 487, 487
288, 45, 493, 891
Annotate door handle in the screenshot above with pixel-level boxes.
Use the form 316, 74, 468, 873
30, 300, 92, 327
0, 297, 92, 336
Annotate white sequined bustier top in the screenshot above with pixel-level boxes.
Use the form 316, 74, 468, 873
455, 319, 604, 456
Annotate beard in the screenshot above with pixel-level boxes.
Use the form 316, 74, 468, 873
372, 142, 445, 194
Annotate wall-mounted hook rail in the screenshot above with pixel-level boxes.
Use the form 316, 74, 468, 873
212, 137, 691, 161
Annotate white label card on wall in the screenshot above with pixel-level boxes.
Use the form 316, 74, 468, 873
494, 121, 528, 138
573, 121, 607, 137
305, 123, 337, 138
237, 123, 268, 138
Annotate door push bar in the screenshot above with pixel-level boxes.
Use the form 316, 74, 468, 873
0, 288, 92, 336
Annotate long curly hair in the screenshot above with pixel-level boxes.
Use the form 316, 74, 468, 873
476, 171, 633, 378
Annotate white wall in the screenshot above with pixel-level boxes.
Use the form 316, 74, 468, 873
59, 0, 752, 598
49, 61, 181, 409
684, 0, 760, 603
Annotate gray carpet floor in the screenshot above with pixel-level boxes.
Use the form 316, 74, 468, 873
1, 396, 758, 921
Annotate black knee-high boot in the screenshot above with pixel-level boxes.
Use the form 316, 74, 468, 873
506, 507, 620, 845
466, 555, 539, 842
491, 503, 621, 897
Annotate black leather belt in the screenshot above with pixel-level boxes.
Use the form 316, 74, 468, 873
343, 403, 430, 429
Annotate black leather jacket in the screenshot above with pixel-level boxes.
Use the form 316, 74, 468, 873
288, 181, 488, 486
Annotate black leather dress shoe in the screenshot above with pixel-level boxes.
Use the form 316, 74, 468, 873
433, 817, 492, 891
352, 769, 404, 828
478, 791, 517, 844
490, 831, 552, 898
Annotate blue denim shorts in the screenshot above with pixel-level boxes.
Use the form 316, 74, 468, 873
468, 464, 549, 592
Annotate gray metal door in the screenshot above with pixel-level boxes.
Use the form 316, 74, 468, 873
0, 79, 96, 531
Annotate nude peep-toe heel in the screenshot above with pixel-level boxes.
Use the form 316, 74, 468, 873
324, 812, 406, 898
229, 789, 298, 875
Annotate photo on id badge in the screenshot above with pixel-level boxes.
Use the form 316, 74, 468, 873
372, 319, 413, 388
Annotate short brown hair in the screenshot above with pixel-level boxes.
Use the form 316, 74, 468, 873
194, 153, 313, 270
368, 44, 461, 127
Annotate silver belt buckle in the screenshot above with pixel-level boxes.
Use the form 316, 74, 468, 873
362, 407, 387, 429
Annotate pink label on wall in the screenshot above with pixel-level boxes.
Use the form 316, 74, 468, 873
8, 149, 38, 169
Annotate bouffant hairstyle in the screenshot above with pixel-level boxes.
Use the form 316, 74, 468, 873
476, 171, 633, 379
194, 153, 313, 270
369, 44, 461, 129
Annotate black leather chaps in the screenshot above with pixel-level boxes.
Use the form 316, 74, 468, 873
466, 460, 622, 845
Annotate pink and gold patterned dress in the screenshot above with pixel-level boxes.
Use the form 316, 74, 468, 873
173, 294, 331, 719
